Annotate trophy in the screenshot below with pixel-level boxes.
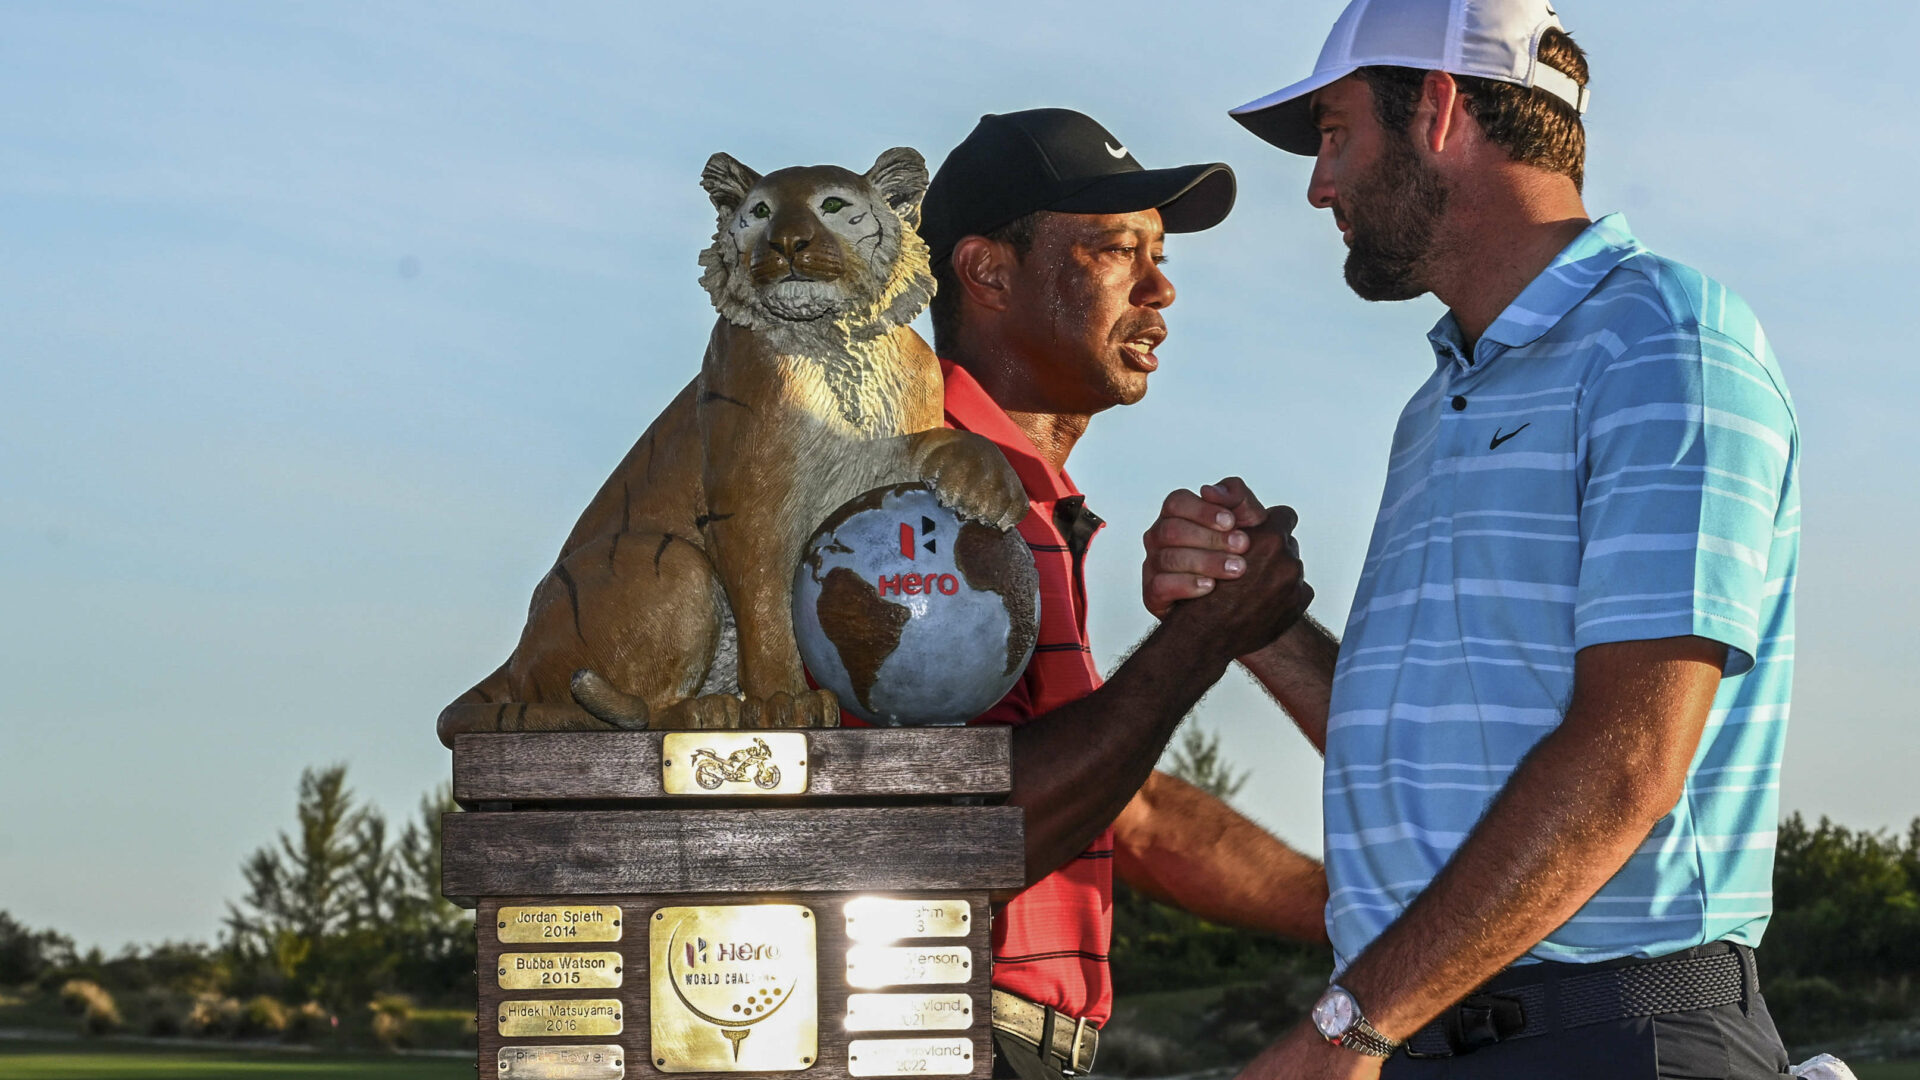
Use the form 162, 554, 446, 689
439, 144, 1043, 1080
443, 484, 1041, 1080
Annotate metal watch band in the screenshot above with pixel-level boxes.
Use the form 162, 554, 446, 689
1316, 985, 1403, 1059
1335, 1017, 1401, 1058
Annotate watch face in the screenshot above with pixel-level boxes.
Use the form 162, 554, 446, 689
1313, 988, 1357, 1039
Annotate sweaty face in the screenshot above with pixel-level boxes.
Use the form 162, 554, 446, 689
999, 210, 1175, 413
1308, 76, 1450, 302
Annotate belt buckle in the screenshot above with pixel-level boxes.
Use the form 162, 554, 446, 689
1445, 994, 1526, 1055
1063, 1016, 1090, 1076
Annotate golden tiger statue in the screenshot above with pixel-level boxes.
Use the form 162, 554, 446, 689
437, 147, 1027, 741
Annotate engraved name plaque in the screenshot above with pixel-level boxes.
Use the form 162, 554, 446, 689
650, 904, 819, 1072
497, 905, 623, 944
498, 999, 624, 1038
498, 951, 623, 990
661, 732, 809, 796
844, 898, 970, 942
498, 1044, 626, 1079
847, 1038, 975, 1077
845, 993, 973, 1032
844, 946, 972, 988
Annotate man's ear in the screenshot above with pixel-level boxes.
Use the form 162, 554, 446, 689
865, 147, 930, 228
950, 235, 1016, 314
1417, 70, 1465, 156
701, 152, 762, 218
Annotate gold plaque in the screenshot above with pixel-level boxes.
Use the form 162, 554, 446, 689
498, 1045, 626, 1079
498, 999, 623, 1038
497, 905, 623, 944
650, 904, 818, 1071
498, 951, 624, 990
661, 732, 809, 796
845, 993, 973, 1032
847, 1038, 975, 1077
845, 946, 972, 988
844, 898, 971, 942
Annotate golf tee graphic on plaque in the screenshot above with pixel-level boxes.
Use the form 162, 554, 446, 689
650, 905, 818, 1071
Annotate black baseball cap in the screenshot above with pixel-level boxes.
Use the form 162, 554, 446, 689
920, 108, 1236, 266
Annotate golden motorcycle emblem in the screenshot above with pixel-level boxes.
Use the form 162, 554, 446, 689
692, 737, 783, 790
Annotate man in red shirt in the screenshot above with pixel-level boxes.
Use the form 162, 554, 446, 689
916, 109, 1328, 1080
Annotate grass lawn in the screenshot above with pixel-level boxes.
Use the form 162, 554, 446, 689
0, 1039, 472, 1079
4, 1035, 1917, 1079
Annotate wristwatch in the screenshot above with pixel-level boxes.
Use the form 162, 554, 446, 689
1311, 984, 1401, 1058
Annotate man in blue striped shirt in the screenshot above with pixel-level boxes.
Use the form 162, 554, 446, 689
1144, 2, 1799, 1077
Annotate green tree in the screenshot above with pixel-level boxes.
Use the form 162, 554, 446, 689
0, 911, 76, 984
1768, 812, 1920, 982
223, 765, 374, 1007
388, 784, 475, 1001
1166, 724, 1249, 800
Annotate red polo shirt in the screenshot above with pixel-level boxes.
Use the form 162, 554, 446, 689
942, 360, 1113, 1027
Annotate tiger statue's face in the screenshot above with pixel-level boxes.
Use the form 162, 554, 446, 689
697, 147, 936, 348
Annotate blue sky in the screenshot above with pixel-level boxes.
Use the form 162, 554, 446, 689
3, 0, 1916, 950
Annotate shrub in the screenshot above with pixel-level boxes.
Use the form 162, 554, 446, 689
140, 989, 191, 1037
284, 1000, 330, 1043
186, 993, 241, 1038
239, 994, 289, 1037
60, 979, 100, 1015
61, 980, 120, 1036
369, 993, 415, 1050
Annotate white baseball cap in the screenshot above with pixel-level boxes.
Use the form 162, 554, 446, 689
1231, 0, 1589, 155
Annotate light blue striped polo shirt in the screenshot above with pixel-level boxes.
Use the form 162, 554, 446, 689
1323, 214, 1800, 970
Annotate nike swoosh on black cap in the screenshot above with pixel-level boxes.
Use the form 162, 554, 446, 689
920, 108, 1237, 266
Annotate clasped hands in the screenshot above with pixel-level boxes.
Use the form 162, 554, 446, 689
1143, 478, 1382, 1080
1142, 476, 1313, 658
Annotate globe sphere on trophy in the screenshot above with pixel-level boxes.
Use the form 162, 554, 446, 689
793, 483, 1039, 726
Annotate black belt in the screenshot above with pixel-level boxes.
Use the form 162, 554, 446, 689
1406, 942, 1755, 1058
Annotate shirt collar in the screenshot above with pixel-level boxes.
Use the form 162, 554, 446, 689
1428, 212, 1645, 370
940, 359, 1081, 503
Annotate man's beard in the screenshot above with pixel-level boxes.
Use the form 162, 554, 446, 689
1341, 134, 1449, 302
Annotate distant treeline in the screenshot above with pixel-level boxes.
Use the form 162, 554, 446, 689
0, 765, 474, 1047
1, 739, 1915, 1056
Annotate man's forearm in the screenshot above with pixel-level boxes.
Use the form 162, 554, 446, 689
1114, 771, 1329, 943
1010, 609, 1232, 883
1333, 638, 1724, 1040
1238, 614, 1339, 752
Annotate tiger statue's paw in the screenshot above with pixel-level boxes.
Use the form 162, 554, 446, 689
743, 688, 841, 729
918, 431, 1028, 532
657, 693, 744, 730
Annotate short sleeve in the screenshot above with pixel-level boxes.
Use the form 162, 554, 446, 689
1573, 325, 1796, 676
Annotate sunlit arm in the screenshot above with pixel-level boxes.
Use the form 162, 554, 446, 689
1114, 770, 1330, 943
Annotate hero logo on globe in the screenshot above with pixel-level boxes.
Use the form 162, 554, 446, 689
882, 515, 962, 596
794, 484, 1040, 726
